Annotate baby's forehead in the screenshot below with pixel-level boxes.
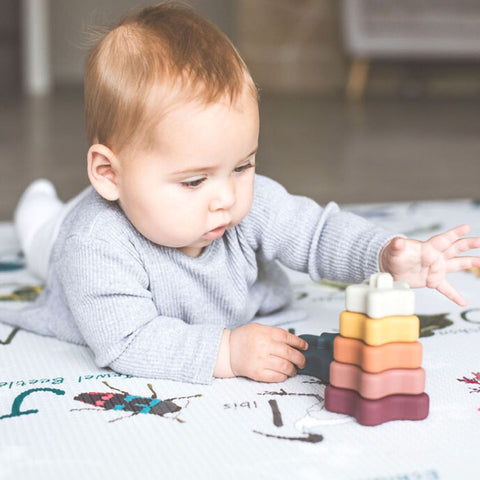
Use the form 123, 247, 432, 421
144, 84, 257, 129
130, 92, 258, 163
114, 80, 258, 160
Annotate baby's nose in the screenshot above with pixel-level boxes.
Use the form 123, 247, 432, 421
209, 179, 235, 211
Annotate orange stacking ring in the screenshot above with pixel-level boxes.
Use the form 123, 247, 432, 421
333, 336, 423, 373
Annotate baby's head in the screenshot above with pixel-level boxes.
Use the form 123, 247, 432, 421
84, 1, 257, 156
84, 2, 260, 256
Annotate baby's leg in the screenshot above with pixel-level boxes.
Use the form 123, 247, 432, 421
14, 179, 65, 281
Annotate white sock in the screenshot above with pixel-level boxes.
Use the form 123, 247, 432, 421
14, 179, 64, 256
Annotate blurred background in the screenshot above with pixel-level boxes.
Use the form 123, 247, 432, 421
1, 0, 480, 220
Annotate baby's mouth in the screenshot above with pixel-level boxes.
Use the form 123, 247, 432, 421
203, 225, 228, 240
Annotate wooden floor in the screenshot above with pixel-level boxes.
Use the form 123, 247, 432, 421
1, 87, 480, 220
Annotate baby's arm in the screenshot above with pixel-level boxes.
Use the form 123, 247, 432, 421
246, 175, 396, 285
380, 224, 480, 306
58, 232, 306, 384
214, 324, 308, 383
56, 235, 225, 384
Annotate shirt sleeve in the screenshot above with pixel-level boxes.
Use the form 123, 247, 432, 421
243, 175, 397, 283
55, 234, 224, 384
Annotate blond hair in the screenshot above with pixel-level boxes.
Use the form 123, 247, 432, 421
84, 1, 257, 155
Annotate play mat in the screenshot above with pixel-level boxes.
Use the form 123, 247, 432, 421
1, 199, 480, 479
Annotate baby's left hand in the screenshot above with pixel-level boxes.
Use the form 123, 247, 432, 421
380, 224, 480, 306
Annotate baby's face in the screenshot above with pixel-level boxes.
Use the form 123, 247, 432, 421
115, 89, 259, 257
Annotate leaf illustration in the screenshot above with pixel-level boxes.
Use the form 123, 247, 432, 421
0, 286, 43, 302
418, 313, 453, 337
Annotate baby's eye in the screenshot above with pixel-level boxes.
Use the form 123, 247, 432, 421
181, 177, 206, 188
234, 162, 254, 174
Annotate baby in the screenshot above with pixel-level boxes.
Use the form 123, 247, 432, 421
5, 2, 480, 384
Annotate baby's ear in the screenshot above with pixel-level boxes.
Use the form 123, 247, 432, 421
87, 144, 121, 201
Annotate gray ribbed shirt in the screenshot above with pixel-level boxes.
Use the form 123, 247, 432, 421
3, 175, 394, 383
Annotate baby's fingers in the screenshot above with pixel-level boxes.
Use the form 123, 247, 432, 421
428, 224, 471, 252
435, 278, 467, 307
260, 370, 289, 383
272, 342, 306, 370
257, 349, 305, 383
445, 237, 480, 258
267, 356, 298, 378
273, 328, 308, 351
446, 256, 480, 273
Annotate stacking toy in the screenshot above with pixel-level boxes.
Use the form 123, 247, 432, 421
325, 273, 429, 425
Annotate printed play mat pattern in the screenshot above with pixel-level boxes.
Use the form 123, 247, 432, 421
1, 199, 480, 480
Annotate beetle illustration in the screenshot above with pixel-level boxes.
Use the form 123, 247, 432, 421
72, 381, 201, 423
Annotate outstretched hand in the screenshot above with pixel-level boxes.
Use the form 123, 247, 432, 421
380, 224, 480, 306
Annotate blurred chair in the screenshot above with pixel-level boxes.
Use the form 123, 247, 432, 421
341, 0, 480, 101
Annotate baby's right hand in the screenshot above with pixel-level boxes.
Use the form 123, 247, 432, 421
229, 323, 308, 383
